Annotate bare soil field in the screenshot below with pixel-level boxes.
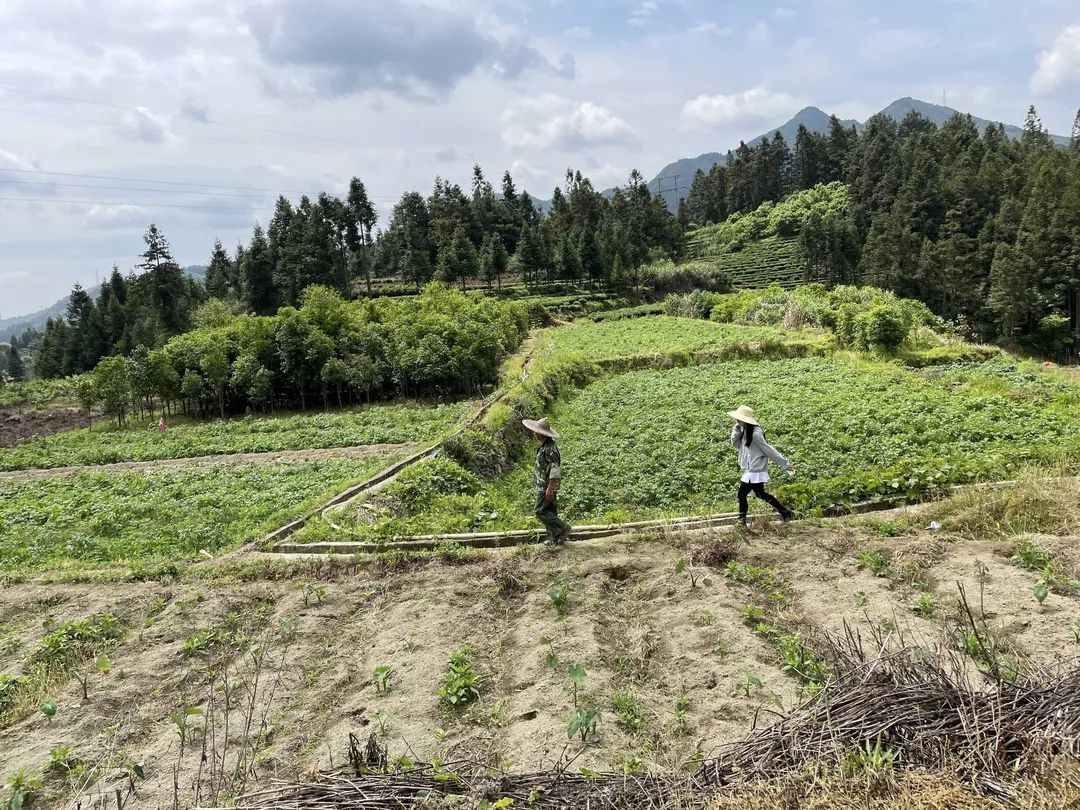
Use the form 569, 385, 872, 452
1, 483, 1078, 809
0, 407, 89, 448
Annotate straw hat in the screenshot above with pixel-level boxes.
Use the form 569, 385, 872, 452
727, 405, 759, 426
522, 417, 559, 439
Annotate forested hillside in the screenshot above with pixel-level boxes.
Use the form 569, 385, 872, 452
13, 104, 1080, 389
680, 106, 1080, 351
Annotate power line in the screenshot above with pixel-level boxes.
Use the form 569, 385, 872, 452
0, 167, 398, 200
2, 179, 283, 199
0, 106, 378, 161
0, 195, 267, 212
0, 167, 319, 195
0, 84, 426, 154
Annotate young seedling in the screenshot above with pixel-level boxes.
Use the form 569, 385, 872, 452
301, 583, 328, 606
539, 635, 559, 669
674, 556, 712, 589
673, 695, 691, 736
438, 647, 482, 708
4, 768, 43, 810
567, 707, 599, 743
74, 652, 112, 700
170, 706, 203, 755
568, 663, 587, 707
548, 586, 569, 619
854, 591, 868, 607
911, 594, 935, 619
610, 690, 646, 732
372, 665, 394, 695
856, 549, 891, 577
1034, 581, 1050, 606
734, 672, 764, 699
1072, 618, 1080, 644
40, 699, 58, 723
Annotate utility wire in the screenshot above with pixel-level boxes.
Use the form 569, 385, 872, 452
0, 195, 268, 212
2, 179, 283, 199
0, 106, 383, 161
0, 166, 319, 195
0, 84, 432, 155
0, 167, 398, 200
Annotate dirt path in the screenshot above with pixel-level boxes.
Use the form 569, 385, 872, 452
0, 442, 419, 482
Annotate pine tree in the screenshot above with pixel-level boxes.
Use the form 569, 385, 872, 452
204, 239, 233, 299
480, 233, 508, 289
6, 346, 25, 381
243, 224, 276, 315
578, 227, 606, 287
137, 224, 189, 337
558, 235, 583, 284
1071, 109, 1080, 153
347, 177, 377, 294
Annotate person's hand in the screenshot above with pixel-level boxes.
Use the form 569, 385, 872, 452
785, 465, 796, 473
545, 481, 558, 501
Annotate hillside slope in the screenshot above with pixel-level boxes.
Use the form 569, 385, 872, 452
645, 96, 1069, 209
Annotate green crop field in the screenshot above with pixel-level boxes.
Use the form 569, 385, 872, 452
690, 238, 804, 290
311, 354, 1080, 542
0, 453, 405, 571
0, 400, 471, 471
536, 316, 832, 363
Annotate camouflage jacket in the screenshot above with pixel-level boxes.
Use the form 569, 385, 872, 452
533, 439, 563, 492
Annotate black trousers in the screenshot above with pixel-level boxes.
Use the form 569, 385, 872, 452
534, 492, 571, 544
738, 481, 790, 520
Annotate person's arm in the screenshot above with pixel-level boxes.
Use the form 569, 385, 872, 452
730, 424, 743, 447
753, 431, 793, 470
544, 445, 562, 500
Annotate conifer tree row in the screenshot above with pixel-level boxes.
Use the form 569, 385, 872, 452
680, 106, 1080, 346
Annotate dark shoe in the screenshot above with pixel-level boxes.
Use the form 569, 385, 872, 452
780, 510, 795, 524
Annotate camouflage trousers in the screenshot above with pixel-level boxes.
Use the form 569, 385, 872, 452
533, 492, 571, 545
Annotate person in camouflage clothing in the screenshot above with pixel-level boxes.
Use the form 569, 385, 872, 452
523, 417, 570, 545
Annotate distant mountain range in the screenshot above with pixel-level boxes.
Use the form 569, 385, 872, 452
642, 96, 1069, 210
1, 265, 205, 340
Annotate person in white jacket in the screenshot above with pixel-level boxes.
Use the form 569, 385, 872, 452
728, 404, 795, 527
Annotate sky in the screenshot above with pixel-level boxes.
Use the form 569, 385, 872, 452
1, 0, 1078, 317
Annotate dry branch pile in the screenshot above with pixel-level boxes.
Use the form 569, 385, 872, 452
214, 624, 1080, 810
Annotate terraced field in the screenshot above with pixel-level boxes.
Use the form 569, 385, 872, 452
685, 236, 804, 290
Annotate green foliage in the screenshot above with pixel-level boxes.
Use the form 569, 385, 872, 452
566, 707, 599, 742
4, 768, 43, 810
372, 665, 394, 694
911, 594, 935, 619
687, 183, 851, 259
842, 735, 900, 778
438, 646, 482, 708
547, 585, 569, 618
856, 550, 892, 577
0, 455, 400, 570
610, 690, 647, 732
0, 401, 468, 471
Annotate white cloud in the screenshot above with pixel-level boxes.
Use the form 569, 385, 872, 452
747, 20, 770, 46
121, 106, 171, 144
248, 0, 571, 100
689, 21, 732, 35
0, 147, 36, 172
681, 87, 808, 128
0, 270, 32, 282
84, 203, 151, 229
856, 27, 934, 62
180, 98, 209, 123
1031, 25, 1080, 94
565, 25, 591, 38
628, 0, 659, 27
772, 7, 797, 19
503, 96, 637, 150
